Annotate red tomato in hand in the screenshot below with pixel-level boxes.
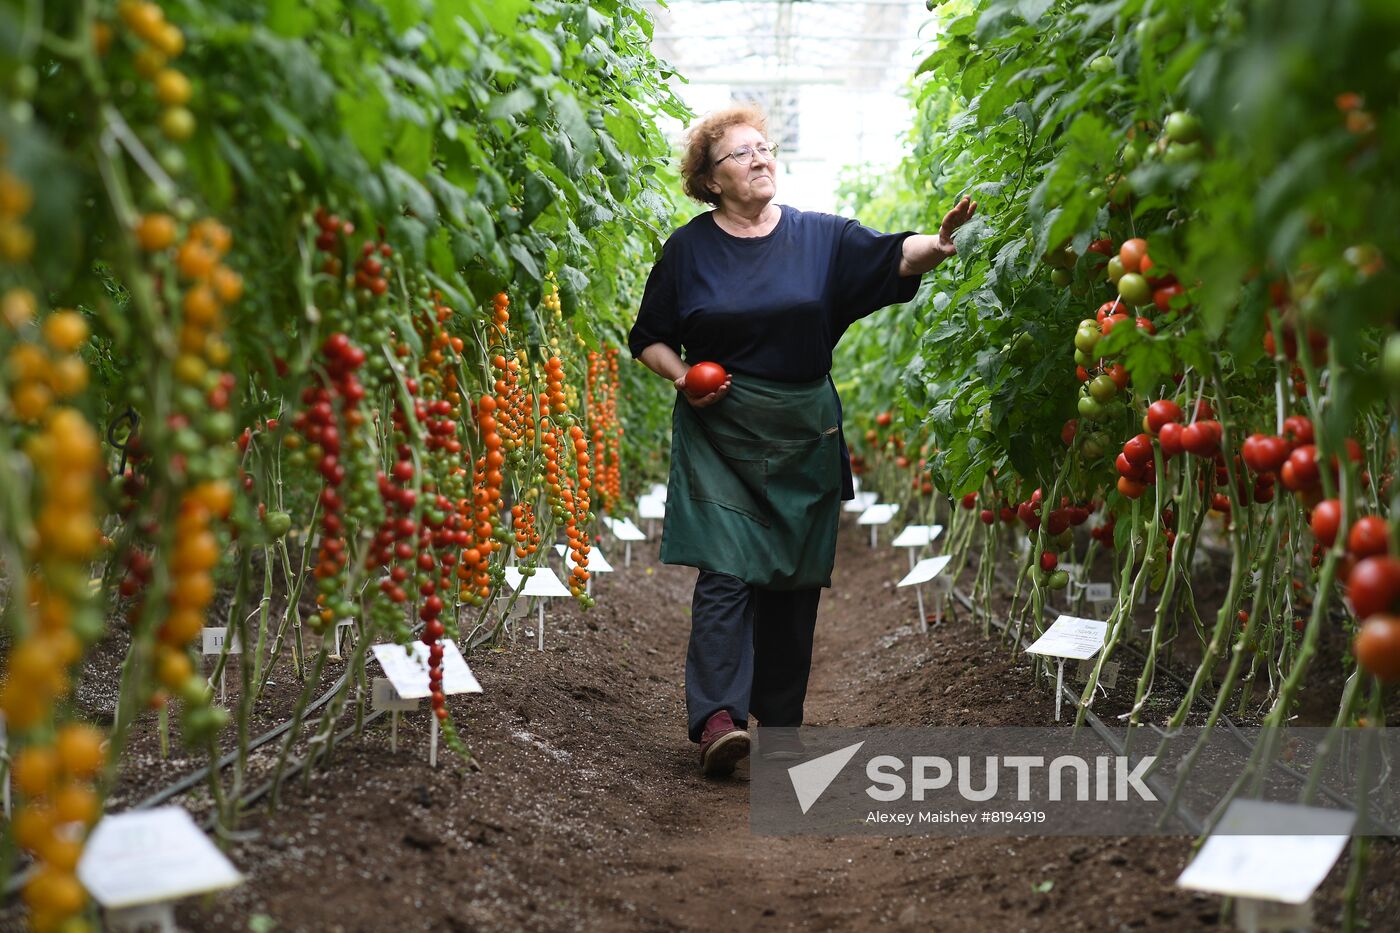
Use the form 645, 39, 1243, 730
684, 361, 728, 397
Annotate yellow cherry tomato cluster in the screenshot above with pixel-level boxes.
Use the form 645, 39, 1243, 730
11, 720, 105, 932
543, 272, 562, 322
0, 162, 35, 263
6, 304, 90, 424
115, 1, 194, 142
168, 217, 240, 381
154, 483, 230, 707
1, 405, 106, 932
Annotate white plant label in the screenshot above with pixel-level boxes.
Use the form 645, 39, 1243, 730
371, 640, 482, 700
200, 627, 241, 655
637, 495, 666, 519
1024, 615, 1109, 661
897, 555, 953, 588
1085, 583, 1113, 603
554, 543, 614, 573
609, 517, 647, 541
891, 524, 944, 548
1176, 799, 1354, 904
843, 491, 878, 513
857, 503, 899, 526
78, 807, 243, 909
371, 677, 420, 712
503, 566, 573, 597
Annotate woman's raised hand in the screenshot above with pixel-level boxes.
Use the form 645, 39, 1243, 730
934, 196, 978, 256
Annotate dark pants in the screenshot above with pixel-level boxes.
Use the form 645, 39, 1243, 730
686, 570, 821, 743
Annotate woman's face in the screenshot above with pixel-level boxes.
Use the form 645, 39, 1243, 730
707, 124, 777, 208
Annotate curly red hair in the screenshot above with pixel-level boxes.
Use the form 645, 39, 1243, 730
680, 104, 770, 206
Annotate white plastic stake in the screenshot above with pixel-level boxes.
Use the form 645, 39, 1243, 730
1055, 658, 1066, 722
391, 711, 399, 752
429, 714, 439, 768
537, 601, 545, 652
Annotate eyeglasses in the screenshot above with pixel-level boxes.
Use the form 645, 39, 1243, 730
713, 141, 780, 167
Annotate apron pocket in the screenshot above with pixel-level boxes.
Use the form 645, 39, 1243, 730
688, 429, 771, 527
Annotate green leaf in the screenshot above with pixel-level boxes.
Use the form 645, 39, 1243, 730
266, 0, 317, 37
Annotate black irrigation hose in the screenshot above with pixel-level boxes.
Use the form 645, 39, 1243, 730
201, 708, 389, 833
128, 667, 352, 812
945, 584, 1205, 834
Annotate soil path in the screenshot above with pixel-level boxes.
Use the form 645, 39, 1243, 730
182, 518, 1397, 932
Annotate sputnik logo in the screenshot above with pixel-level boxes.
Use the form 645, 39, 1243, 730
787, 742, 864, 814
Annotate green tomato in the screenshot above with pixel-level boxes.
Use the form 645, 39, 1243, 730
1164, 110, 1202, 144
1010, 332, 1037, 363
1162, 141, 1203, 165
1117, 272, 1152, 306
1075, 325, 1101, 353
1051, 268, 1072, 287
1077, 395, 1104, 421
1082, 434, 1107, 459
1048, 570, 1070, 591
262, 510, 292, 539
1121, 145, 1142, 171
1382, 334, 1400, 393
1089, 374, 1118, 403
1106, 256, 1126, 284
1074, 348, 1093, 368
1088, 54, 1115, 74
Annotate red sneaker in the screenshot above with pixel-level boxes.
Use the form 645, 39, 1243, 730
698, 711, 750, 777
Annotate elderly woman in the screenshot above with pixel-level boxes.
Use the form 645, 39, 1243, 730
627, 104, 975, 777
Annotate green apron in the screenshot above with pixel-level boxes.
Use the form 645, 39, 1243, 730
661, 374, 843, 590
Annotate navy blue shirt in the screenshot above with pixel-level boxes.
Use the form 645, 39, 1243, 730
628, 205, 922, 497
627, 205, 920, 381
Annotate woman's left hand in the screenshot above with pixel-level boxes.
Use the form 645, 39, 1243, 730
933, 196, 978, 257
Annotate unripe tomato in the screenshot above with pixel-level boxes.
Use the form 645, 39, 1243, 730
1088, 374, 1118, 403
1117, 273, 1151, 306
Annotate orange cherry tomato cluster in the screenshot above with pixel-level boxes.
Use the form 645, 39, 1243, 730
586, 347, 623, 512
11, 719, 105, 931
2, 404, 106, 931
511, 501, 540, 559
153, 482, 231, 734
538, 356, 593, 603
114, 1, 193, 141
457, 394, 505, 606
2, 410, 100, 728
6, 300, 88, 423
0, 163, 34, 263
